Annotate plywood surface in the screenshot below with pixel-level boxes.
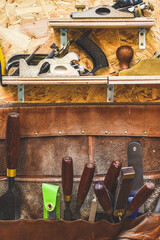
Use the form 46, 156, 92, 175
0, 0, 160, 103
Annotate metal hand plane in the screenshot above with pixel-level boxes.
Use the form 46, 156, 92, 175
71, 5, 134, 18
71, 1, 154, 18
19, 52, 84, 77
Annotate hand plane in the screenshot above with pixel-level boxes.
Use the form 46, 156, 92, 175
112, 0, 154, 17
71, 5, 134, 18
71, 0, 154, 18
19, 52, 85, 77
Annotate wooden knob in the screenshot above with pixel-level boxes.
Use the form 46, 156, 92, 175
75, 5, 86, 11
116, 45, 134, 70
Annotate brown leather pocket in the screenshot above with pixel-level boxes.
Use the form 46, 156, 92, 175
0, 214, 159, 240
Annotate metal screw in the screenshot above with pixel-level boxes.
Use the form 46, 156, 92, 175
133, 146, 137, 152
35, 132, 38, 136
105, 131, 108, 134
144, 131, 147, 135
124, 130, 128, 134
81, 130, 85, 134
59, 131, 62, 135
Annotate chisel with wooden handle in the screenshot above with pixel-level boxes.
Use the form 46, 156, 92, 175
94, 182, 114, 223
123, 182, 155, 218
114, 167, 135, 221
62, 157, 73, 221
75, 162, 95, 219
104, 160, 122, 195
0, 112, 20, 220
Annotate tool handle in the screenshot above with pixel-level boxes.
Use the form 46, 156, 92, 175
77, 162, 95, 206
116, 45, 134, 70
76, 30, 109, 73
114, 167, 135, 219
94, 183, 113, 216
6, 113, 20, 177
104, 160, 122, 193
62, 157, 73, 199
126, 182, 155, 216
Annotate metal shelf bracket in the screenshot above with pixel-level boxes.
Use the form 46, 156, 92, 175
18, 85, 25, 103
139, 27, 146, 49
107, 84, 114, 102
60, 28, 68, 48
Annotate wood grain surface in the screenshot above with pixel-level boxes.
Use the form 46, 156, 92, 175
0, 0, 160, 103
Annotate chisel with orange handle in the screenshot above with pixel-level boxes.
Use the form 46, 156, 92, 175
123, 182, 155, 219
75, 162, 95, 219
62, 157, 73, 221
94, 182, 114, 223
104, 160, 122, 195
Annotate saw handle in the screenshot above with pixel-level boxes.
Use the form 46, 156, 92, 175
77, 162, 95, 207
62, 157, 73, 198
104, 160, 122, 194
6, 113, 20, 177
116, 45, 134, 70
125, 182, 155, 217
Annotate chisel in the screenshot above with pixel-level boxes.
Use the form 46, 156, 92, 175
94, 182, 114, 222
0, 113, 20, 220
62, 157, 73, 221
124, 182, 155, 219
75, 162, 95, 219
114, 167, 135, 221
104, 160, 122, 195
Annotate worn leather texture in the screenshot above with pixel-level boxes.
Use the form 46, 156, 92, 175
0, 214, 159, 240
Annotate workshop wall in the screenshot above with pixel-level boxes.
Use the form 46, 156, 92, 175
0, 0, 160, 103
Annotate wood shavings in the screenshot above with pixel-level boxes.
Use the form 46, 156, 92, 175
0, 26, 30, 50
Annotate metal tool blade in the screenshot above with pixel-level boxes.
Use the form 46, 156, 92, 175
0, 189, 20, 220
128, 141, 144, 213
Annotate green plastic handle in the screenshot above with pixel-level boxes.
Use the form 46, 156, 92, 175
42, 183, 60, 220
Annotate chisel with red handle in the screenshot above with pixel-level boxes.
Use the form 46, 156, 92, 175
62, 157, 73, 221
0, 112, 20, 220
75, 162, 95, 219
123, 182, 155, 219
114, 167, 135, 221
94, 182, 114, 223
104, 160, 122, 195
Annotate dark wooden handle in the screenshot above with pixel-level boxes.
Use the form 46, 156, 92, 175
104, 160, 122, 193
94, 182, 112, 215
116, 45, 134, 70
77, 162, 95, 206
126, 182, 155, 216
6, 112, 20, 171
62, 157, 73, 196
